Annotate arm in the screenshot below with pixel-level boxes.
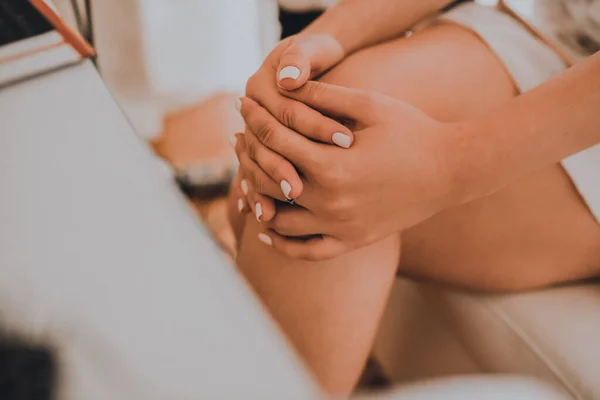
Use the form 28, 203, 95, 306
239, 0, 456, 218
455, 51, 600, 203
235, 51, 600, 260
303, 0, 456, 54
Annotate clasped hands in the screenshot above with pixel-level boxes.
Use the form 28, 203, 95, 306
233, 34, 464, 260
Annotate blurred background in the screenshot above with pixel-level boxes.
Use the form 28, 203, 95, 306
48, 0, 339, 256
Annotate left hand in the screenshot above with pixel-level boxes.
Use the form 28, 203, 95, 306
236, 82, 463, 260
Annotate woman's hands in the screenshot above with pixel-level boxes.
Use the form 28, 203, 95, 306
236, 82, 465, 260
236, 33, 353, 220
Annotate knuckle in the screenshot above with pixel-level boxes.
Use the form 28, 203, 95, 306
306, 82, 329, 104
356, 92, 376, 111
302, 247, 322, 262
245, 137, 258, 160
253, 174, 268, 194
320, 192, 357, 223
255, 120, 276, 146
284, 38, 302, 54
279, 103, 297, 128
337, 203, 356, 223
323, 196, 350, 218
318, 159, 345, 187
304, 254, 321, 262
270, 215, 287, 233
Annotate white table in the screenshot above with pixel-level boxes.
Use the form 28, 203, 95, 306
0, 61, 317, 399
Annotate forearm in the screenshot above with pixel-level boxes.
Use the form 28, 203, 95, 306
457, 51, 600, 202
303, 0, 454, 54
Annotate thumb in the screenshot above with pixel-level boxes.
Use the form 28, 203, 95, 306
276, 35, 344, 91
281, 81, 382, 124
276, 41, 313, 91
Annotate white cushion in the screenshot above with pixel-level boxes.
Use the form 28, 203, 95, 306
360, 376, 569, 400
421, 283, 600, 399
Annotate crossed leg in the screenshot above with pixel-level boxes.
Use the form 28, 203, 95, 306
231, 23, 600, 394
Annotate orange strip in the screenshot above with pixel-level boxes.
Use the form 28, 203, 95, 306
29, 0, 95, 58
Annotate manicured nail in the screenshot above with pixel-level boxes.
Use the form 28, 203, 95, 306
234, 98, 242, 112
332, 132, 352, 149
279, 66, 301, 81
258, 233, 273, 246
229, 134, 237, 148
280, 180, 292, 199
237, 198, 244, 213
255, 203, 263, 221
241, 179, 248, 195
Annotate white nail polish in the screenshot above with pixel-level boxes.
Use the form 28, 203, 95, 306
332, 132, 352, 149
241, 179, 248, 195
229, 134, 237, 148
258, 233, 273, 246
234, 98, 242, 112
279, 66, 301, 81
280, 180, 292, 199
237, 198, 244, 213
255, 203, 263, 221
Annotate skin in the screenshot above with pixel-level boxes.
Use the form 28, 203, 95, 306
227, 0, 600, 395
238, 0, 457, 220
230, 21, 600, 395
239, 51, 600, 258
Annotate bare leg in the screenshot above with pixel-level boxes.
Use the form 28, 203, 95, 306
313, 22, 600, 291
232, 23, 600, 393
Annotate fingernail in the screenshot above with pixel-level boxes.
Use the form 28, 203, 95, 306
279, 66, 301, 81
234, 98, 242, 112
229, 134, 237, 148
280, 180, 292, 199
255, 203, 263, 221
258, 233, 273, 246
237, 198, 244, 213
332, 132, 352, 149
241, 179, 248, 195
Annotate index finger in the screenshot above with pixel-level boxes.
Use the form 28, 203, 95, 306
239, 97, 327, 171
279, 81, 381, 124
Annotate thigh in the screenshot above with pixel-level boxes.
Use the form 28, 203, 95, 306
401, 165, 600, 292
320, 23, 600, 291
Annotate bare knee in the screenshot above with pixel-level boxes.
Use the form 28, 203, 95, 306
317, 23, 517, 121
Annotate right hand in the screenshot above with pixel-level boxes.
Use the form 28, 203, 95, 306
238, 33, 353, 221
237, 83, 461, 260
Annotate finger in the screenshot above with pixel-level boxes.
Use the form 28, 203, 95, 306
267, 206, 322, 237
273, 98, 353, 149
231, 172, 250, 215
277, 46, 309, 91
276, 35, 344, 91
279, 81, 383, 124
234, 134, 287, 202
245, 179, 276, 223
243, 129, 304, 200
239, 97, 327, 170
228, 172, 251, 244
257, 230, 347, 261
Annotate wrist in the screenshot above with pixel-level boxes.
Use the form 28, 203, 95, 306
301, 7, 357, 55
